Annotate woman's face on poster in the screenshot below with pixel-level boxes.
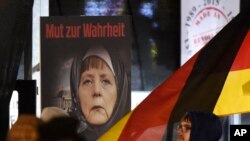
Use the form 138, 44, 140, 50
78, 61, 117, 125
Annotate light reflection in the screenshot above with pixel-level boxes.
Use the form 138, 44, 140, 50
84, 0, 125, 16
139, 2, 156, 19
149, 38, 158, 58
152, 21, 158, 29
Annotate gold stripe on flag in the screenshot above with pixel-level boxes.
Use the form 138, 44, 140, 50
98, 112, 132, 141
214, 69, 250, 115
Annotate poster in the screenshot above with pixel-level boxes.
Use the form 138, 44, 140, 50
181, 0, 240, 65
40, 16, 132, 140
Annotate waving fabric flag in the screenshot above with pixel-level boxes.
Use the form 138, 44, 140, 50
98, 7, 250, 141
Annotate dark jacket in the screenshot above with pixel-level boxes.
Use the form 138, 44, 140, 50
188, 111, 222, 141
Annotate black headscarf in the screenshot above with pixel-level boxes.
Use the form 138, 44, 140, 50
187, 111, 222, 141
70, 45, 130, 141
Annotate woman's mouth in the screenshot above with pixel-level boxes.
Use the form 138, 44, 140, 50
91, 105, 103, 110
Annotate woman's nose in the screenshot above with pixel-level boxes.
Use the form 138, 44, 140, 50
93, 82, 102, 97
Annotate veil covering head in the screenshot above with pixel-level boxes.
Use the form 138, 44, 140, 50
70, 45, 130, 140
187, 111, 222, 141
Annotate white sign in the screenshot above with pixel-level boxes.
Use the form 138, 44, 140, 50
9, 91, 18, 128
181, 0, 240, 65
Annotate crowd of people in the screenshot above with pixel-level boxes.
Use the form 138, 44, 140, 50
7, 114, 83, 141
7, 110, 222, 141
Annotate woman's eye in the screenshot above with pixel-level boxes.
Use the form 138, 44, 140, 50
83, 79, 92, 85
102, 79, 111, 85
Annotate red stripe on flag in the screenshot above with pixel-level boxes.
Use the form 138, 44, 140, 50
118, 54, 199, 141
231, 30, 250, 71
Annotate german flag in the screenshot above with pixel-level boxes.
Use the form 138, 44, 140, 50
98, 7, 250, 141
